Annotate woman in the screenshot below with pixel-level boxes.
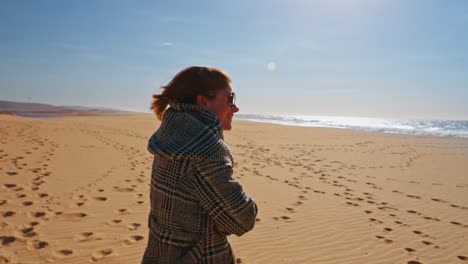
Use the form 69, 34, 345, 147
142, 66, 258, 264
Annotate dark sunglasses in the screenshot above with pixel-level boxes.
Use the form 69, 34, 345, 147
225, 92, 236, 108
205, 91, 236, 108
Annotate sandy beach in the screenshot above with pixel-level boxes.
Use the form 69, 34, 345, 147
1, 114, 467, 264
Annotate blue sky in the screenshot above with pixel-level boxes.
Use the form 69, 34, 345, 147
1, 0, 467, 120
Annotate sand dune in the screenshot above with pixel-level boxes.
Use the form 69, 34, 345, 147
1, 114, 467, 263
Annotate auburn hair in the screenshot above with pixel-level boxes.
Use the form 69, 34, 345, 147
151, 66, 231, 120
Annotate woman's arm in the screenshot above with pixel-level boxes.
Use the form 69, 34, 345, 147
193, 147, 258, 236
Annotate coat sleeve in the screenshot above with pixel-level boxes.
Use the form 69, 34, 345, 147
192, 141, 258, 237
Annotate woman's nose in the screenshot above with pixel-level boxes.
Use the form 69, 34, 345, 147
232, 105, 239, 113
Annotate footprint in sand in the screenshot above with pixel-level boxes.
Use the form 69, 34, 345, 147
458, 256, 468, 261
375, 235, 393, 244
451, 204, 468, 210
117, 208, 130, 215
1, 236, 16, 245
412, 230, 432, 239
90, 248, 113, 262
404, 247, 416, 253
369, 218, 384, 224
23, 230, 37, 238
57, 249, 73, 256
407, 261, 422, 264
0, 200, 6, 206
421, 240, 433, 246
21, 227, 34, 234
32, 240, 49, 249
60, 212, 87, 221
128, 223, 141, 230
0, 256, 10, 263
123, 235, 145, 245
4, 184, 17, 189
377, 206, 398, 211
93, 197, 108, 202
2, 211, 15, 217
32, 211, 46, 218
76, 232, 98, 242
431, 198, 448, 203
22, 201, 33, 206
450, 221, 468, 228
114, 186, 135, 192
423, 216, 440, 222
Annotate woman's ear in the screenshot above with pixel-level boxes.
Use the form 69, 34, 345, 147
196, 95, 208, 107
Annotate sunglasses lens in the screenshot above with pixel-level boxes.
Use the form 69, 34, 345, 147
230, 93, 236, 107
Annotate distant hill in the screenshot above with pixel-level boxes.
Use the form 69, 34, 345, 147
0, 100, 132, 117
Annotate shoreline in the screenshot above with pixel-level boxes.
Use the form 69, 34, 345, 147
235, 115, 468, 139
234, 119, 468, 141
233, 119, 468, 157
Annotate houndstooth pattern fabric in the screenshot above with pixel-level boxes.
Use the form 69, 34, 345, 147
142, 103, 258, 264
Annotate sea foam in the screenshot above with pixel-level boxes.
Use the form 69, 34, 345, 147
235, 114, 468, 138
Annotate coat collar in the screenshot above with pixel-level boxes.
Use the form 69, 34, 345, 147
168, 102, 222, 132
148, 102, 224, 159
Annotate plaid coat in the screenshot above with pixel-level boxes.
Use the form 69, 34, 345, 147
142, 103, 258, 264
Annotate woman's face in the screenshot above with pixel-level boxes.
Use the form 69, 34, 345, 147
203, 84, 239, 131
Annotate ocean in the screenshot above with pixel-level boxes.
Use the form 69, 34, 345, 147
235, 114, 468, 139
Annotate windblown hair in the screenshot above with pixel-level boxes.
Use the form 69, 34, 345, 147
151, 66, 231, 120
